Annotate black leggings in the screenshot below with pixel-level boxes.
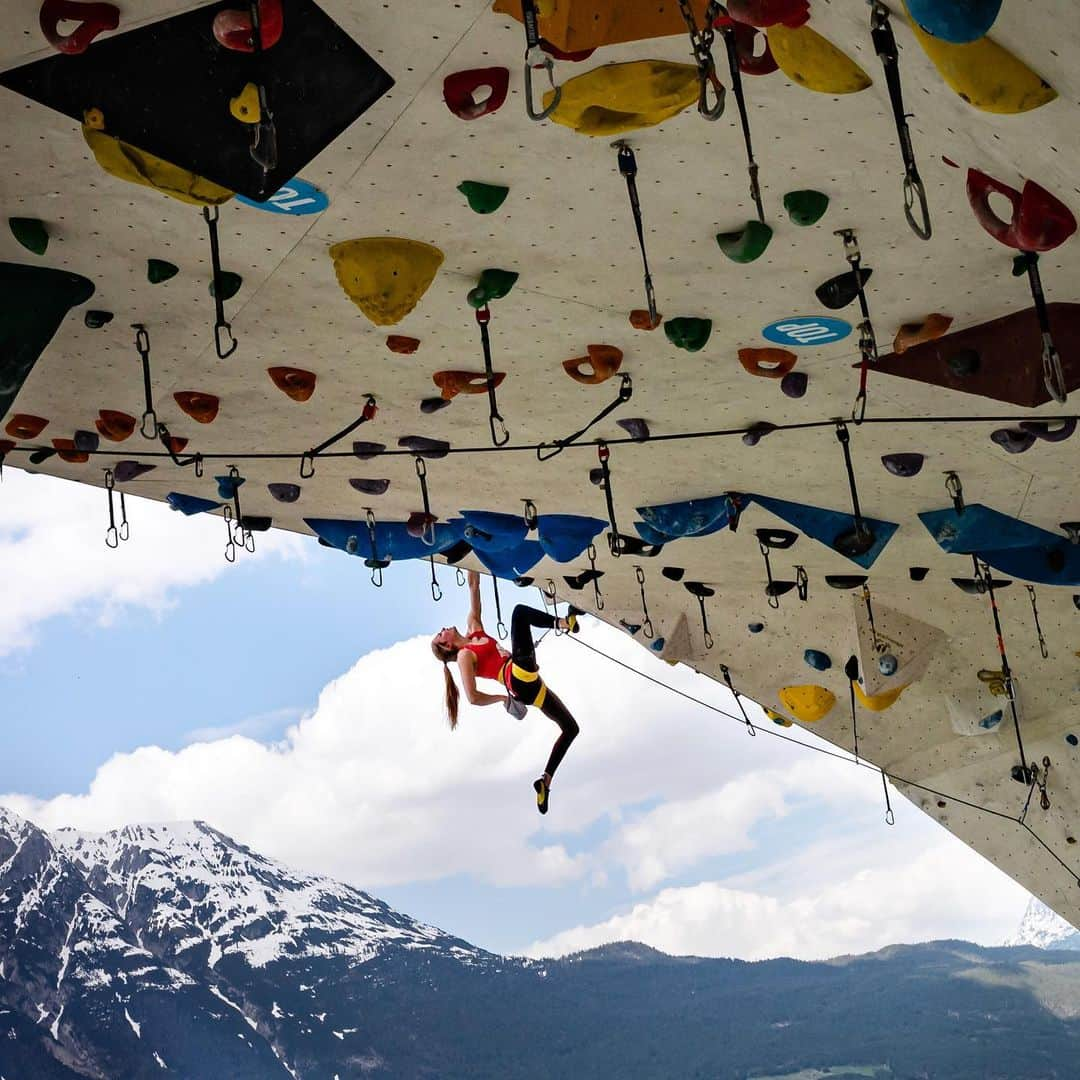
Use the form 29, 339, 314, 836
508, 605, 579, 780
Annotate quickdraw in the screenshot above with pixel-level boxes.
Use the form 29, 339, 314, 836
870, 2, 931, 240
1026, 585, 1049, 660
521, 0, 561, 121
944, 470, 966, 516
476, 305, 509, 447
363, 507, 390, 587
244, 0, 278, 188
678, 0, 727, 119
410, 455, 437, 547
1017, 252, 1068, 404
537, 373, 632, 461
720, 663, 756, 737
587, 543, 605, 611
833, 421, 876, 559
716, 7, 764, 221
756, 528, 798, 609
300, 394, 378, 478
614, 142, 659, 328
684, 581, 715, 649
522, 498, 538, 531
157, 422, 204, 477
491, 573, 508, 640
795, 565, 808, 602
634, 565, 655, 639
223, 465, 255, 555
203, 207, 238, 359
131, 324, 158, 439
881, 769, 895, 826
835, 230, 878, 424
594, 442, 664, 558
103, 468, 119, 549
223, 504, 238, 563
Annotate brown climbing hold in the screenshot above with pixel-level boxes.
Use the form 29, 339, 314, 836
5, 414, 49, 440
267, 366, 316, 402
432, 370, 506, 400
173, 391, 220, 424
894, 313, 953, 354
95, 409, 136, 442
51, 438, 89, 463
738, 347, 797, 379
629, 309, 662, 330
562, 345, 623, 385
387, 335, 421, 355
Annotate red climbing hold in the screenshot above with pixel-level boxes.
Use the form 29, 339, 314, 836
39, 0, 119, 55
433, 370, 506, 400
387, 335, 421, 355
541, 41, 595, 63
212, 0, 283, 52
51, 438, 89, 463
95, 409, 136, 442
966, 169, 1077, 252
731, 23, 778, 75
5, 414, 48, 440
629, 309, 662, 330
727, 0, 810, 29
174, 392, 220, 424
268, 367, 316, 402
443, 68, 510, 121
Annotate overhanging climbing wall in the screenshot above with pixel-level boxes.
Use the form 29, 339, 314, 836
2, 0, 1080, 928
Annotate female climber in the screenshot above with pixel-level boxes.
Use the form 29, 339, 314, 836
431, 570, 581, 815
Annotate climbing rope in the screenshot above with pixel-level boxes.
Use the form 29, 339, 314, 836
677, 0, 726, 119
537, 373, 632, 460
613, 142, 659, 327
869, 2, 931, 241
203, 206, 238, 359
520, 0, 560, 121
131, 324, 158, 439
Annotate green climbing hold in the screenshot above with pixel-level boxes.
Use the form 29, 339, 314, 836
467, 268, 519, 308
84, 309, 114, 329
664, 317, 712, 353
209, 271, 242, 301
783, 190, 830, 226
457, 181, 509, 215
148, 259, 179, 284
715, 221, 773, 264
9, 217, 49, 256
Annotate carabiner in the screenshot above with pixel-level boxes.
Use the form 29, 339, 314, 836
903, 172, 932, 241
1042, 336, 1068, 405
103, 468, 119, 549
524, 49, 560, 121
697, 58, 726, 120
223, 505, 237, 563
300, 452, 315, 480
118, 490, 130, 542
456, 566, 466, 587
489, 412, 510, 448
215, 321, 238, 361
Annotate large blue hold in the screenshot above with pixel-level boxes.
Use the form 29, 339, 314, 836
906, 0, 1001, 43
475, 540, 546, 580
535, 514, 606, 563
166, 492, 222, 516
636, 495, 736, 541
459, 510, 528, 552
305, 518, 465, 562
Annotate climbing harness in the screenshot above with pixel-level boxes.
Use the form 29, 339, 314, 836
520, 0, 561, 121
869, 2, 931, 240
685, 581, 715, 649
131, 324, 158, 439
300, 394, 378, 478
634, 565, 655, 639
537, 373, 632, 461
833, 421, 876, 558
157, 422, 204, 476
475, 305, 509, 447
755, 528, 798, 609
410, 456, 437, 547
881, 769, 895, 825
835, 230, 878, 423
795, 565, 809, 603
614, 142, 659, 328
677, 0, 726, 119
944, 470, 965, 516
1016, 252, 1068, 404
716, 6, 764, 221
594, 442, 664, 558
362, 507, 390, 587
1026, 585, 1048, 660
103, 468, 119, 549
203, 207, 238, 359
720, 663, 756, 737
491, 573, 508, 640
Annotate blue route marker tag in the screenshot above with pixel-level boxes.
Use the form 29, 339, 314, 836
236, 178, 329, 216
763, 316, 851, 348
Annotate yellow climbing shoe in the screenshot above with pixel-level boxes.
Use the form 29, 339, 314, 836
534, 776, 550, 815
544, 61, 699, 137
904, 3, 1056, 114
328, 238, 445, 326
777, 684, 836, 722
767, 24, 872, 95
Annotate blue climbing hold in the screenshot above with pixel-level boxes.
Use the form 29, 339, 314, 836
906, 0, 1001, 43
650, 637, 666, 652
804, 648, 832, 671
1066, 733, 1078, 746
460, 510, 529, 552
535, 514, 606, 563
748, 621, 765, 634
979, 710, 1003, 731
215, 473, 245, 500
474, 540, 545, 580
166, 492, 222, 516
305, 517, 465, 562
636, 495, 735, 541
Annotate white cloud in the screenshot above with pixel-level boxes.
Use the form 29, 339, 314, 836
0, 470, 305, 655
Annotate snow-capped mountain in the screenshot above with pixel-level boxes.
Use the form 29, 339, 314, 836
1005, 896, 1080, 950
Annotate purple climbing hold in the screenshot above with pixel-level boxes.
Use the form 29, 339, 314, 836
352, 441, 386, 460
113, 460, 155, 482
349, 478, 390, 495
781, 371, 807, 399
742, 421, 777, 447
881, 453, 925, 477
268, 483, 301, 503
1020, 418, 1077, 443
399, 435, 450, 459
617, 417, 650, 442
991, 428, 1036, 454
421, 396, 451, 414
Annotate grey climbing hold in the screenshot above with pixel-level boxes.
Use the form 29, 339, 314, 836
73, 430, 99, 453
617, 417, 650, 442
352, 441, 387, 460
349, 478, 390, 495
113, 460, 155, 482
748, 621, 765, 634
421, 396, 451, 414
84, 309, 114, 329
804, 648, 831, 671
268, 482, 301, 503
398, 435, 450, 459
991, 428, 1036, 454
878, 653, 898, 676
881, 453, 925, 477
742, 421, 777, 447
781, 371, 807, 399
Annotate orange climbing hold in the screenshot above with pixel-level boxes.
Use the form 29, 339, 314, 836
433, 370, 506, 400
563, 345, 624, 385
738, 347, 797, 378
173, 391, 220, 424
95, 409, 136, 442
165, 435, 189, 455
268, 367, 316, 402
51, 438, 89, 463
893, 314, 953, 354
630, 309, 662, 330
387, 335, 421, 355
5, 414, 48, 440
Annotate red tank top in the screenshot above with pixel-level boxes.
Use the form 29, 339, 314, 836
460, 630, 508, 681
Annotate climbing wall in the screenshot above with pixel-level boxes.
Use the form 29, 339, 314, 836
2, 1, 1079, 926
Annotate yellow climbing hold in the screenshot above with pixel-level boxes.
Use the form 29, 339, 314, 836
766, 708, 794, 728
903, 3, 1055, 114
544, 61, 699, 137
82, 127, 233, 207
329, 238, 445, 326
229, 83, 262, 124
852, 681, 908, 712
778, 685, 836, 723
767, 24, 872, 95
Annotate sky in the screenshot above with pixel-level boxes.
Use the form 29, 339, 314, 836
0, 468, 1031, 960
